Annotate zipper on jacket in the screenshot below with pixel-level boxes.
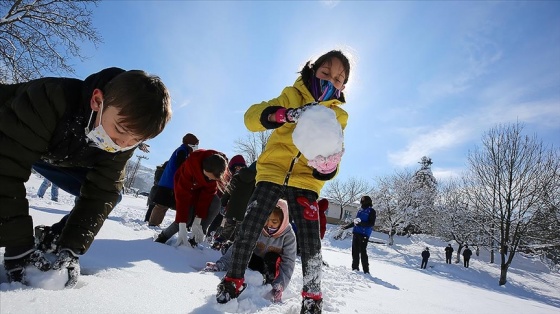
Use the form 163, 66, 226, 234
283, 152, 301, 186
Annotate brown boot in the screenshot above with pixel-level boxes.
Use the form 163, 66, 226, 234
148, 204, 168, 226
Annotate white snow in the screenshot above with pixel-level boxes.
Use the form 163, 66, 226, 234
1, 173, 559, 313
292, 105, 344, 160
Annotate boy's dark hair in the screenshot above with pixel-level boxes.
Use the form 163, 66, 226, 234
103, 70, 172, 140
299, 50, 351, 101
360, 195, 372, 209
202, 153, 227, 181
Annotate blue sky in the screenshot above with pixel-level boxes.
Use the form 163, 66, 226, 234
67, 1, 560, 183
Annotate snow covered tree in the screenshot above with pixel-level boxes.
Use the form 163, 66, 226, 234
464, 122, 560, 285
0, 0, 101, 83
372, 170, 416, 245
434, 178, 481, 263
322, 177, 371, 221
411, 156, 438, 234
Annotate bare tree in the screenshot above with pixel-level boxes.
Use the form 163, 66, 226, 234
233, 130, 271, 164
322, 177, 371, 221
0, 0, 101, 83
464, 122, 559, 285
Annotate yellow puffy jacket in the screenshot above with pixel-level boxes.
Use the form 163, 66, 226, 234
244, 77, 348, 195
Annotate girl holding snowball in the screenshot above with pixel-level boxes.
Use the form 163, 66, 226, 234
216, 50, 351, 314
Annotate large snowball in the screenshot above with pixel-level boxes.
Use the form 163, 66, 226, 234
292, 105, 344, 160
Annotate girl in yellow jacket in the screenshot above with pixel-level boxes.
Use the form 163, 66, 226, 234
216, 50, 351, 314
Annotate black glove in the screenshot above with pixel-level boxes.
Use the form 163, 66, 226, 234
3, 249, 51, 283
52, 248, 80, 288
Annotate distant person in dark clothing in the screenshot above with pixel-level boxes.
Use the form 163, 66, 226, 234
340, 195, 376, 274
445, 244, 454, 264
462, 246, 473, 268
421, 247, 430, 269
211, 157, 253, 251
144, 161, 168, 222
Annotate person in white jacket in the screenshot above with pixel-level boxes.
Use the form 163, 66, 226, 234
204, 199, 296, 303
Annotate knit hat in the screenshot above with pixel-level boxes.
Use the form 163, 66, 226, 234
182, 133, 199, 146
228, 155, 247, 172
318, 198, 329, 212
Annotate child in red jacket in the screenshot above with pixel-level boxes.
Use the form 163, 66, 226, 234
154, 149, 228, 246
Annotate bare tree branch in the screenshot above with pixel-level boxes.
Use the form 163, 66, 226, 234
1, 0, 101, 83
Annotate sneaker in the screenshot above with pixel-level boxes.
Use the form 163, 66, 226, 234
35, 225, 59, 253
216, 276, 246, 304
300, 297, 323, 314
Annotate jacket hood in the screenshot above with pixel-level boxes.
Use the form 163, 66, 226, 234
263, 199, 290, 238
83, 67, 126, 101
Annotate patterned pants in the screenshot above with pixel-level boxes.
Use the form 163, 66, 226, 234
227, 181, 322, 295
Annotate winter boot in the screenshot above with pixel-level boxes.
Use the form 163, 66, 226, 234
300, 293, 323, 314
219, 241, 233, 255
154, 232, 170, 244
35, 225, 60, 253
211, 237, 225, 251
216, 276, 246, 304
3, 249, 51, 284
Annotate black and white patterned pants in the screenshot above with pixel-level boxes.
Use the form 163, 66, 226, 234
226, 181, 322, 295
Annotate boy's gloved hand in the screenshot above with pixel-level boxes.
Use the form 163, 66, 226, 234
52, 248, 80, 288
353, 218, 361, 225
308, 149, 344, 174
175, 222, 189, 246
275, 102, 318, 123
191, 217, 205, 244
271, 283, 283, 303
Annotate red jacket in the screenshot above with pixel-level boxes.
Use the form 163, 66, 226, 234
318, 199, 329, 239
174, 149, 219, 223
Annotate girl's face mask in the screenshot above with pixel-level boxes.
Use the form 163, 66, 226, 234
319, 79, 340, 101
265, 226, 278, 235
85, 102, 138, 153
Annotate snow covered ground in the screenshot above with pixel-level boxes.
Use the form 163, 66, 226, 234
1, 173, 559, 313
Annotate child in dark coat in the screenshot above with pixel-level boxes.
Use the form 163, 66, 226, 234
1, 68, 171, 286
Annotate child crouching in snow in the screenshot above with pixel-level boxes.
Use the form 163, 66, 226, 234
205, 199, 296, 303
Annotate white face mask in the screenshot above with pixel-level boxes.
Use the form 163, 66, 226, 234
85, 102, 137, 153
188, 143, 198, 151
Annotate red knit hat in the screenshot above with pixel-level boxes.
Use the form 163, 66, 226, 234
318, 198, 329, 212
228, 155, 247, 172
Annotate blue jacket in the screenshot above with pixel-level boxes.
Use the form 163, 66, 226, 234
158, 144, 189, 189
350, 207, 376, 238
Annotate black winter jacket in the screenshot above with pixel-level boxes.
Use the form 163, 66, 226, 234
221, 163, 257, 221
0, 68, 135, 254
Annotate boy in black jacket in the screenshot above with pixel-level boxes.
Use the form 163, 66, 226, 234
0, 68, 172, 286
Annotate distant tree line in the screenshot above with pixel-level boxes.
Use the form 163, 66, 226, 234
234, 122, 559, 286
